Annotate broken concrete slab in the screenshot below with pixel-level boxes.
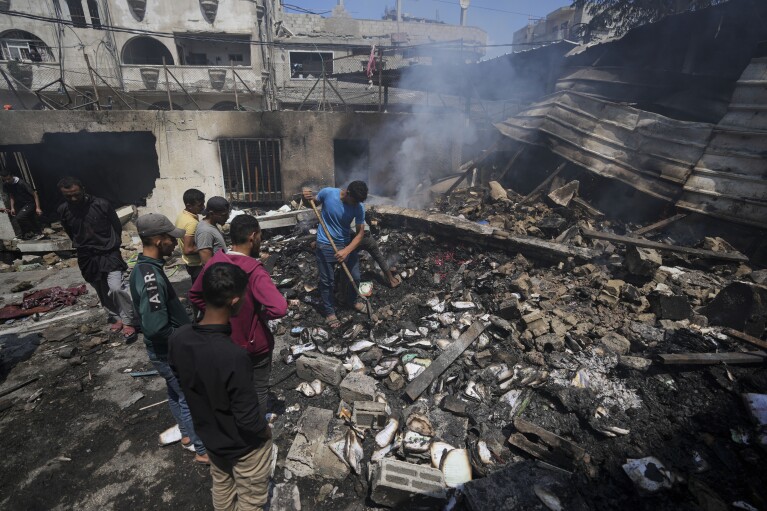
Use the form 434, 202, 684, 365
296, 352, 346, 386
547, 180, 579, 207
488, 181, 510, 202
285, 407, 331, 477
339, 372, 377, 403
270, 481, 301, 511
370, 458, 447, 508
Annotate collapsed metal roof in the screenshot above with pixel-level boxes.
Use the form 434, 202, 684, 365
494, 0, 767, 229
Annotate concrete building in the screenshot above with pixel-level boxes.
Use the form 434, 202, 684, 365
512, 6, 594, 50
0, 0, 486, 111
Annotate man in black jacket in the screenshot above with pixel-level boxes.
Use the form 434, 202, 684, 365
57, 176, 137, 340
169, 262, 273, 510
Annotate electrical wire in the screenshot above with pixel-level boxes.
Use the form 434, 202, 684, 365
427, 0, 543, 18
1, 8, 559, 53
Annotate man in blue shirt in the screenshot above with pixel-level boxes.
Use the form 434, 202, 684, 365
303, 181, 367, 329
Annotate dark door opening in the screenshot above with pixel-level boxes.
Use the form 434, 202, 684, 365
334, 139, 370, 189
1, 132, 160, 217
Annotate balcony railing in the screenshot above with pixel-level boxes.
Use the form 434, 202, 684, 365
121, 65, 261, 93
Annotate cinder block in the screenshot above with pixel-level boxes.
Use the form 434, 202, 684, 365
339, 372, 377, 403
352, 401, 388, 429
296, 351, 346, 386
370, 459, 447, 508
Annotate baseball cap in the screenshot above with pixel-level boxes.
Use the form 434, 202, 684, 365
202, 196, 230, 216
136, 213, 186, 238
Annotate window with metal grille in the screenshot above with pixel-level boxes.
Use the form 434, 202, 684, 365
218, 139, 283, 203
65, 0, 87, 28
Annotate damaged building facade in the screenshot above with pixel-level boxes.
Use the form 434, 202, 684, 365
0, 0, 486, 110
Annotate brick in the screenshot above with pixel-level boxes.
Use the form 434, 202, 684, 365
296, 352, 346, 386
370, 459, 447, 508
352, 401, 388, 429
339, 372, 377, 403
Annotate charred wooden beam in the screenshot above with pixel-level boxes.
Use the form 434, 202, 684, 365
657, 351, 766, 365
369, 205, 597, 263
581, 229, 749, 263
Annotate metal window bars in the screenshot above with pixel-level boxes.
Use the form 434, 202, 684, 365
218, 139, 282, 204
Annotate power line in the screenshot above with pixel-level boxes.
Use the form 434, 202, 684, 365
426, 0, 544, 18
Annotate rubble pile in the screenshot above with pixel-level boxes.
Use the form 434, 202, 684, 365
255, 182, 767, 510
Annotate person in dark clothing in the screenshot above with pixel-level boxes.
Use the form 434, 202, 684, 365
130, 213, 207, 465
1, 170, 42, 239
57, 176, 136, 340
170, 262, 273, 510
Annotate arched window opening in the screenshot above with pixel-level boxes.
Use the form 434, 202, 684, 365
122, 36, 174, 65
0, 30, 55, 63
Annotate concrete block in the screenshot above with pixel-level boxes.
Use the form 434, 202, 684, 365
703, 281, 767, 337
626, 246, 662, 276
339, 372, 377, 403
296, 351, 346, 386
648, 293, 693, 320
370, 459, 447, 508
600, 332, 631, 355
352, 401, 388, 429
285, 407, 332, 478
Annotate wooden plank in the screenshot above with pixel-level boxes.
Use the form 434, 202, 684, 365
632, 213, 688, 236
404, 322, 486, 402
513, 418, 586, 461
520, 161, 566, 205
0, 376, 39, 399
723, 328, 767, 351
571, 197, 604, 218
657, 351, 767, 365
443, 166, 474, 197
494, 147, 524, 184
581, 229, 749, 263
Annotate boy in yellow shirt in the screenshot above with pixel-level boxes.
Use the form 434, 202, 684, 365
175, 189, 205, 283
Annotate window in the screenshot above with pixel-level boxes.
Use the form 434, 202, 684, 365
0, 31, 54, 62
289, 51, 333, 79
219, 139, 283, 203
228, 54, 244, 63
65, 0, 87, 28
87, 0, 102, 29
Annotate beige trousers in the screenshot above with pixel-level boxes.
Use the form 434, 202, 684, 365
209, 439, 273, 511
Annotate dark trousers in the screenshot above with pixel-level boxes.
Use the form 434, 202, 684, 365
14, 203, 40, 237
249, 351, 272, 420
358, 236, 390, 275
186, 264, 203, 284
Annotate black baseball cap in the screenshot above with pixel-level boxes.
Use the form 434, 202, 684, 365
136, 213, 185, 238
202, 196, 230, 216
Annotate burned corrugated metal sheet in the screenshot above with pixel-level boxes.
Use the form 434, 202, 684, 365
557, 0, 767, 124
676, 57, 767, 228
494, 91, 713, 201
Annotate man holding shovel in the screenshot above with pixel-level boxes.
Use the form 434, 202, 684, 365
302, 181, 368, 329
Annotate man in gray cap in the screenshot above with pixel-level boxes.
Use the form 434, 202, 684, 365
195, 196, 230, 265
129, 213, 208, 465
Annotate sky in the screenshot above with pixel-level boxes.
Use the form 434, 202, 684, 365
285, 0, 573, 59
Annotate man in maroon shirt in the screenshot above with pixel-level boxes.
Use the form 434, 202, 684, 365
189, 214, 287, 419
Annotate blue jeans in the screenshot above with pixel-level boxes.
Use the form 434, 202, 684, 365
148, 350, 206, 456
315, 242, 359, 317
